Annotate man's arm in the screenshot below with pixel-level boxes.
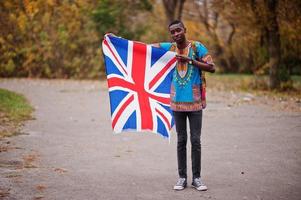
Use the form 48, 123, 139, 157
175, 55, 215, 73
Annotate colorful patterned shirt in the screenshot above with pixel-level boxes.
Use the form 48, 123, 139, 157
159, 41, 208, 111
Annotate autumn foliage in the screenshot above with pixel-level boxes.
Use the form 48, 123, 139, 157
0, 0, 300, 87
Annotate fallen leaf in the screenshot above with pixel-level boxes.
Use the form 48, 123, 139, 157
54, 168, 68, 174
36, 184, 47, 191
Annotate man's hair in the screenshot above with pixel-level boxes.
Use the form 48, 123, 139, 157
168, 20, 185, 28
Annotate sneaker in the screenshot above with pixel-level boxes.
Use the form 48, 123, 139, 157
192, 178, 207, 191
173, 178, 187, 190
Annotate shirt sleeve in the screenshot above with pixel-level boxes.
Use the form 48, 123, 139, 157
195, 41, 208, 58
159, 42, 172, 51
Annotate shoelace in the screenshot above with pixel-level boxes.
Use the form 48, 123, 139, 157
194, 178, 203, 186
177, 178, 186, 185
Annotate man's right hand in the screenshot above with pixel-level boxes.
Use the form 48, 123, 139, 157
176, 55, 191, 63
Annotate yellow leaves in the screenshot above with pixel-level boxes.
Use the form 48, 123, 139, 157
46, 0, 56, 7
23, 0, 39, 18
42, 13, 51, 25
185, 20, 209, 43
0, 37, 4, 45
5, 60, 16, 74
3, 1, 14, 10
23, 0, 30, 10
9, 13, 17, 22
0, 0, 103, 78
17, 14, 27, 33
70, 3, 79, 13
23, 51, 36, 68
69, 43, 77, 50
6, 34, 13, 41
68, 21, 81, 34
254, 63, 270, 76
75, 0, 88, 8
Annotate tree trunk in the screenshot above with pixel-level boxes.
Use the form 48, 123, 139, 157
265, 0, 281, 89
211, 33, 229, 72
177, 0, 185, 20
162, 0, 186, 25
226, 22, 239, 72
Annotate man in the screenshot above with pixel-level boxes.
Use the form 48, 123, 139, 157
155, 20, 215, 191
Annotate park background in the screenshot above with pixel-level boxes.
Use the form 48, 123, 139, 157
1, 0, 300, 91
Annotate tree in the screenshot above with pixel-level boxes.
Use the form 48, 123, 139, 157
92, 0, 153, 40
191, 0, 239, 72
190, 0, 299, 88
265, 0, 281, 89
0, 0, 102, 78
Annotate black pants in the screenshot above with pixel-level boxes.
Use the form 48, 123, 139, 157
173, 110, 202, 179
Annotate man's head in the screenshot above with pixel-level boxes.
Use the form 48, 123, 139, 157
168, 20, 186, 44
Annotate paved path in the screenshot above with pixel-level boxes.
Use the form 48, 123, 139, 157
0, 79, 300, 200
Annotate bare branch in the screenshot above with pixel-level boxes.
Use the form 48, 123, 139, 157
211, 12, 219, 30
194, 0, 211, 33
227, 22, 236, 45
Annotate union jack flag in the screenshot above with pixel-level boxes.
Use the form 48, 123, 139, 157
102, 34, 177, 138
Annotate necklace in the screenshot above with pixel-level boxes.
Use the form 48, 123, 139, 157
175, 43, 192, 86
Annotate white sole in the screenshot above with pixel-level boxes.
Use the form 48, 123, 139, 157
173, 186, 186, 190
192, 185, 208, 191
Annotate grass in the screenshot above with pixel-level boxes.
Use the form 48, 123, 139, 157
206, 73, 301, 98
206, 73, 254, 91
0, 88, 33, 138
292, 75, 301, 89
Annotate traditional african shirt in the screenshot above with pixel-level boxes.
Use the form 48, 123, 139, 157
159, 41, 208, 111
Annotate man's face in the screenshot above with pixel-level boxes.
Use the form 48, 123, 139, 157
169, 23, 186, 43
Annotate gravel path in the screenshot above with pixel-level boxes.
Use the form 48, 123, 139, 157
0, 79, 300, 200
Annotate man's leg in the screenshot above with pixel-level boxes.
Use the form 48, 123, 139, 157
188, 110, 202, 179
188, 110, 207, 191
173, 111, 188, 179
